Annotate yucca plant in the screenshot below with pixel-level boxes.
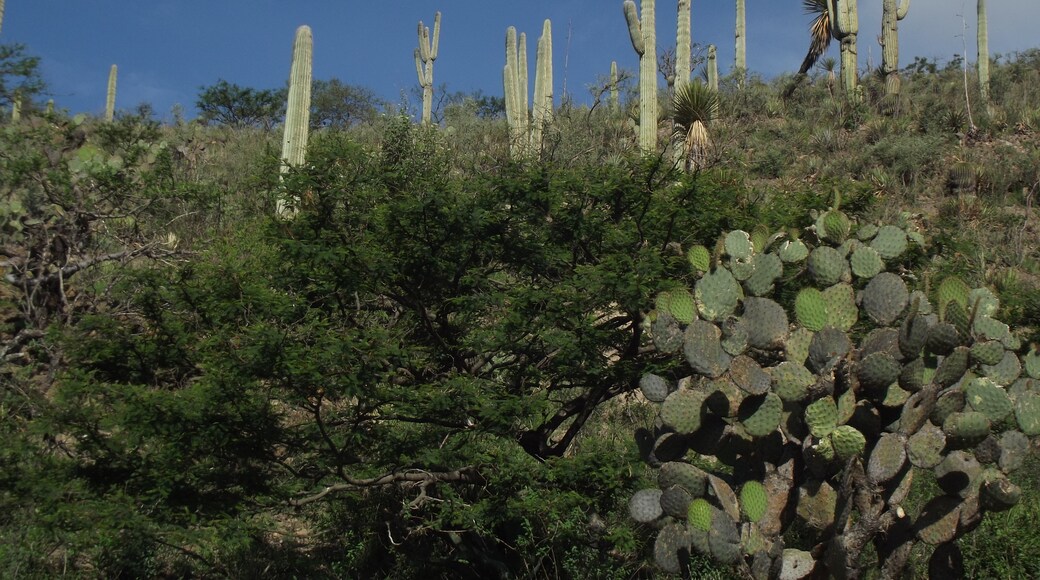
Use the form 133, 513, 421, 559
672, 80, 719, 172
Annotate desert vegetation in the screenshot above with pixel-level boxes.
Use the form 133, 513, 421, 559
2, 1, 1040, 578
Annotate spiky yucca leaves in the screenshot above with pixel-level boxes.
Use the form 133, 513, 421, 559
630, 207, 1038, 578
783, 0, 831, 98
672, 81, 719, 172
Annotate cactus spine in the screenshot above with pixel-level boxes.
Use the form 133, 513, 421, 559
707, 45, 719, 93
735, 0, 746, 85
278, 25, 312, 216
531, 19, 553, 151
624, 0, 657, 153
881, 0, 910, 96
977, 0, 989, 102
610, 60, 619, 111
105, 64, 117, 122
675, 0, 691, 89
414, 12, 441, 125
829, 0, 859, 94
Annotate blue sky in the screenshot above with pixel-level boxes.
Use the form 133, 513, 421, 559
3, 1, 1039, 121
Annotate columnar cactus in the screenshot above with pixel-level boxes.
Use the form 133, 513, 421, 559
829, 0, 859, 94
623, 0, 658, 153
707, 45, 719, 92
675, 0, 691, 89
610, 60, 620, 111
735, 0, 746, 85
881, 0, 910, 97
414, 12, 441, 125
0, 0, 5, 36
504, 27, 529, 157
977, 0, 989, 102
105, 64, 117, 122
10, 94, 19, 122
632, 204, 1039, 577
278, 25, 312, 216
531, 19, 553, 151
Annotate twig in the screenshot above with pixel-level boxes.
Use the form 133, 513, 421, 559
289, 466, 482, 507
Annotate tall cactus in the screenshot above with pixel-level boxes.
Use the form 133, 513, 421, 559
531, 19, 553, 151
675, 0, 691, 89
105, 64, 117, 122
707, 45, 719, 92
624, 0, 657, 153
414, 12, 441, 125
881, 0, 910, 96
278, 25, 312, 217
0, 0, 5, 36
829, 0, 859, 94
977, 0, 989, 102
10, 94, 19, 122
503, 27, 529, 157
735, 0, 746, 85
610, 60, 620, 111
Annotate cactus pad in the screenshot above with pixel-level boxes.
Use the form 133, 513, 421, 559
688, 244, 711, 272
830, 425, 866, 460
907, 423, 946, 469
725, 230, 754, 260
688, 498, 714, 531
805, 397, 839, 438
740, 481, 768, 523
640, 373, 672, 403
870, 225, 908, 260
778, 239, 810, 263
659, 461, 709, 497
629, 488, 664, 522
684, 319, 730, 378
741, 297, 789, 349
661, 390, 706, 434
739, 392, 784, 437
1014, 391, 1040, 436
808, 246, 847, 287
860, 272, 909, 326
653, 522, 691, 573
771, 362, 816, 403
850, 245, 884, 279
964, 377, 1013, 423
696, 268, 743, 321
867, 433, 907, 483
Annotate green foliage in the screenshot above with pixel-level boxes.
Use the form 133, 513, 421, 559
0, 43, 45, 109
195, 79, 286, 129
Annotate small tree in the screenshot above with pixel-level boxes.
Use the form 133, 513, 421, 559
195, 79, 286, 129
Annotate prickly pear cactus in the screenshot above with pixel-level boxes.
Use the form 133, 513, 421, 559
631, 203, 1038, 578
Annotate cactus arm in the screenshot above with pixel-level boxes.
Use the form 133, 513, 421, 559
105, 64, 117, 122
414, 48, 425, 85
978, 0, 989, 102
881, 0, 903, 95
897, 0, 910, 20
735, 0, 746, 75
707, 45, 719, 92
519, 31, 528, 138
278, 25, 312, 217
610, 61, 619, 110
542, 20, 553, 117
676, 0, 691, 88
418, 22, 430, 63
0, 0, 5, 36
623, 1, 644, 56
431, 12, 441, 60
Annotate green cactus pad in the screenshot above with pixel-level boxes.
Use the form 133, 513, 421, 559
729, 355, 772, 396
667, 288, 697, 324
820, 209, 852, 244
661, 390, 706, 434
850, 245, 884, 279
640, 373, 672, 403
729, 257, 755, 281
739, 392, 784, 437
653, 522, 690, 573
856, 222, 880, 241
970, 340, 1006, 367
724, 230, 754, 260
867, 433, 907, 483
807, 246, 847, 287
743, 252, 783, 297
822, 283, 858, 331
931, 388, 967, 425
907, 423, 946, 469
934, 450, 982, 497
1024, 347, 1040, 379
707, 509, 742, 564
899, 309, 934, 359
965, 377, 1013, 423
719, 316, 750, 356
695, 268, 743, 321
830, 425, 867, 460
837, 388, 857, 425
684, 319, 731, 378
944, 300, 972, 337
771, 362, 816, 403
778, 239, 810, 263
659, 461, 709, 497
741, 297, 789, 349
795, 288, 827, 331
807, 327, 853, 373
805, 397, 839, 438
998, 430, 1030, 473
688, 244, 711, 272
740, 481, 768, 523
861, 272, 910, 326
934, 347, 970, 387
687, 498, 713, 531
857, 351, 901, 391
926, 322, 963, 356
629, 488, 664, 522
916, 496, 962, 545
899, 357, 929, 392
899, 385, 938, 435
943, 411, 992, 448
786, 328, 814, 365
870, 225, 909, 260
937, 276, 971, 319
1014, 391, 1040, 436
651, 311, 685, 353
880, 383, 912, 408
705, 378, 743, 417
660, 485, 694, 518
980, 350, 1022, 386
970, 287, 1000, 317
